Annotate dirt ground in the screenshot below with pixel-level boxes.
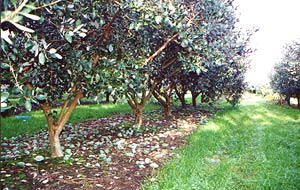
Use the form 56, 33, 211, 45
0, 108, 214, 190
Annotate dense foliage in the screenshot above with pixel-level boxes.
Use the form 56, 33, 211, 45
1, 0, 253, 157
270, 40, 300, 107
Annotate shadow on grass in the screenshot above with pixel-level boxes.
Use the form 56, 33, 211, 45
144, 101, 300, 190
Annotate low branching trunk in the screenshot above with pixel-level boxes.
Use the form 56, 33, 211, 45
126, 89, 154, 128
40, 90, 83, 158
153, 85, 173, 117
174, 85, 187, 110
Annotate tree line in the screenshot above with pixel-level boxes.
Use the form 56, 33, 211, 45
1, 0, 253, 157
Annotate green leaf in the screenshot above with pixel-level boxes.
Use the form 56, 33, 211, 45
36, 95, 46, 101
11, 22, 34, 33
38, 52, 46, 64
108, 44, 114, 52
1, 92, 9, 102
0, 105, 13, 113
55, 53, 63, 59
19, 12, 40, 20
1, 62, 10, 69
3, 0, 9, 10
181, 39, 189, 48
25, 41, 33, 48
65, 32, 72, 43
95, 74, 100, 82
34, 155, 45, 162
129, 22, 135, 30
75, 19, 81, 26
155, 16, 162, 24
25, 100, 32, 111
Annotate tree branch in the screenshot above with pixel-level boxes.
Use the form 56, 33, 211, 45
95, 7, 120, 46
2, 0, 29, 23
33, 0, 62, 10
142, 33, 179, 66
56, 90, 83, 134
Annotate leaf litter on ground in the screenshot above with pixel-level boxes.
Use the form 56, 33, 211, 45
0, 109, 213, 190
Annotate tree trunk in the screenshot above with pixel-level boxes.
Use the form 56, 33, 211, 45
180, 96, 187, 109
105, 91, 111, 103
192, 96, 197, 108
40, 90, 83, 158
49, 126, 63, 157
191, 92, 200, 108
126, 88, 155, 129
153, 88, 173, 117
174, 86, 187, 109
133, 105, 143, 128
164, 96, 172, 117
164, 105, 172, 117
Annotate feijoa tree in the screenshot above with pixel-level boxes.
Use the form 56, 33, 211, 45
270, 40, 300, 107
103, 0, 188, 127
0, 0, 121, 157
152, 0, 252, 111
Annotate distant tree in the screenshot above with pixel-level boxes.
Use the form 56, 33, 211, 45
270, 40, 300, 108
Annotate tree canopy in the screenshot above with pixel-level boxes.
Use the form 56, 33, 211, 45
1, 0, 254, 157
270, 40, 300, 107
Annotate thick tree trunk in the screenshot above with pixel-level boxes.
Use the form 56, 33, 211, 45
41, 90, 83, 158
49, 127, 63, 157
133, 105, 143, 128
164, 96, 172, 117
164, 104, 172, 117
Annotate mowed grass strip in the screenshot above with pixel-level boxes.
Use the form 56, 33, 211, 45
1, 103, 159, 139
144, 100, 300, 190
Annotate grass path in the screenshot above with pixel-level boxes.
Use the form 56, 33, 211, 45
144, 97, 300, 190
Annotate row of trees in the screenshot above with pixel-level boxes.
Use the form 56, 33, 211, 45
270, 40, 300, 108
1, 0, 253, 157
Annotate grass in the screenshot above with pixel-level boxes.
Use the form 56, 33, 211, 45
143, 96, 300, 190
1, 103, 160, 139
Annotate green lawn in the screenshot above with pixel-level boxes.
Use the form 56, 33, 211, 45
143, 97, 300, 190
1, 103, 159, 139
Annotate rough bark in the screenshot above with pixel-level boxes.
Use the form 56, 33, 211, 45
40, 90, 83, 157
